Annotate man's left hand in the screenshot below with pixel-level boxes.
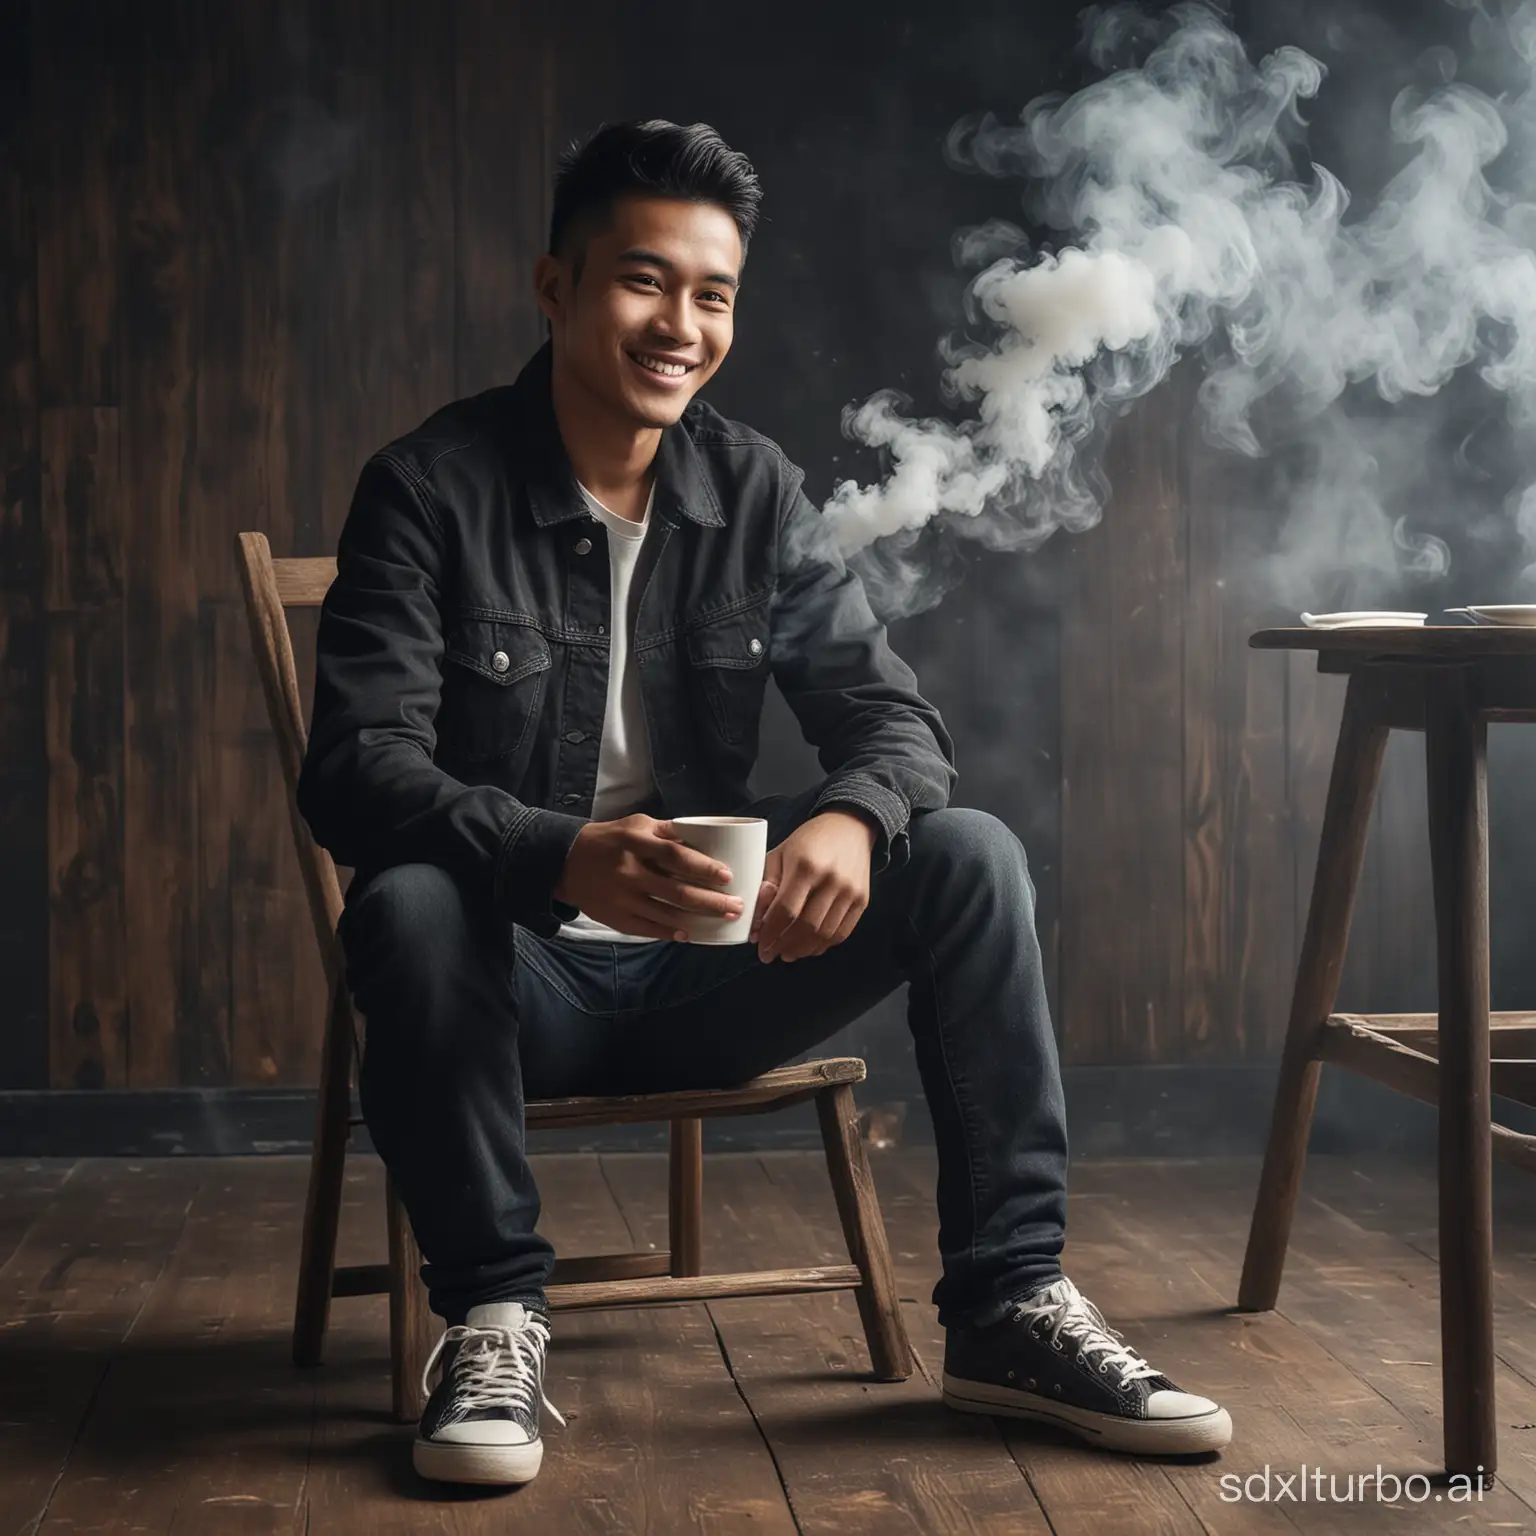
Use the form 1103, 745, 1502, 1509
750, 810, 877, 963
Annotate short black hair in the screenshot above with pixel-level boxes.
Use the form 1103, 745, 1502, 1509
550, 119, 762, 281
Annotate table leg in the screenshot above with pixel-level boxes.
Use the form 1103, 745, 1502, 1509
1425, 665, 1496, 1479
1239, 673, 1388, 1311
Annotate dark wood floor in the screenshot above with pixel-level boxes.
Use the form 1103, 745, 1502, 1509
3, 1147, 1536, 1533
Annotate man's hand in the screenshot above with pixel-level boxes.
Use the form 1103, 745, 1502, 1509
750, 810, 877, 964
554, 815, 744, 940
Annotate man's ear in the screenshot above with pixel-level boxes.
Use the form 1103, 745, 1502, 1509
533, 252, 564, 327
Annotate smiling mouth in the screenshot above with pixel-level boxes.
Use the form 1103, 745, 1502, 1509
627, 349, 700, 380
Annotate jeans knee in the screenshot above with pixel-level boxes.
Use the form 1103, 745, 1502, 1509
907, 808, 1036, 911
339, 863, 479, 1013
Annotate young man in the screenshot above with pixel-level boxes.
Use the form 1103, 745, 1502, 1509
297, 119, 1232, 1489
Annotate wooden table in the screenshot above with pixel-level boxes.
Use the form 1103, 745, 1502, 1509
1239, 627, 1536, 1481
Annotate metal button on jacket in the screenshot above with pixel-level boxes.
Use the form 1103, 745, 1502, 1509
574, 537, 593, 555
561, 792, 581, 805
748, 638, 763, 656
491, 650, 510, 673
563, 729, 586, 744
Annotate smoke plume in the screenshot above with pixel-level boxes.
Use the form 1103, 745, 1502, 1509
821, 0, 1536, 617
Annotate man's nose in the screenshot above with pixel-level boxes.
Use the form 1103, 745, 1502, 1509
653, 293, 702, 346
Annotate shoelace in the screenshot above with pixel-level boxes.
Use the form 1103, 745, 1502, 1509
1015, 1278, 1159, 1385
421, 1315, 567, 1429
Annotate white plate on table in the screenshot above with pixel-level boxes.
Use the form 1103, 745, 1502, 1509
1445, 605, 1536, 627
1300, 611, 1428, 629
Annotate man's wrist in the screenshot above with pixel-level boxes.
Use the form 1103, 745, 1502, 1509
818, 805, 880, 848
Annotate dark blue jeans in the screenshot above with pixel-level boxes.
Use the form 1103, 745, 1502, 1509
340, 785, 1067, 1329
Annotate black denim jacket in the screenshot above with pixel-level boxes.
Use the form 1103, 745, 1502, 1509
296, 342, 958, 938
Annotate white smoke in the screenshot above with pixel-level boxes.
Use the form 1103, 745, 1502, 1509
821, 0, 1536, 616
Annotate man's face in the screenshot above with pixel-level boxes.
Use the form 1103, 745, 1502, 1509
537, 194, 741, 429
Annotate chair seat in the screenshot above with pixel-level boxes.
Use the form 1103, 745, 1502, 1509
526, 1057, 866, 1130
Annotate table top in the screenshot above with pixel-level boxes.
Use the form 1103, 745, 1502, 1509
1251, 626, 1536, 657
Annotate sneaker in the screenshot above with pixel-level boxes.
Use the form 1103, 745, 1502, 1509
942, 1276, 1233, 1455
412, 1301, 565, 1485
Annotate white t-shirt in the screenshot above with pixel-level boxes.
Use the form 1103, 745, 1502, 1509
556, 479, 665, 944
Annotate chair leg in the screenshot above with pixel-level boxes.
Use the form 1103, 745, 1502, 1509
668, 1117, 703, 1276
293, 976, 354, 1368
1425, 666, 1496, 1479
816, 1083, 913, 1381
387, 1175, 436, 1425
1238, 674, 1388, 1312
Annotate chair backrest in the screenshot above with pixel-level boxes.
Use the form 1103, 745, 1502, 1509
233, 531, 347, 997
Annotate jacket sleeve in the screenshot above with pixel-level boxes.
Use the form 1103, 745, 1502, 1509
296, 452, 586, 935
768, 471, 958, 872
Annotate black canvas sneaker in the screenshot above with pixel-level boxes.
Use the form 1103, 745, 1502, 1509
412, 1301, 565, 1485
942, 1276, 1232, 1455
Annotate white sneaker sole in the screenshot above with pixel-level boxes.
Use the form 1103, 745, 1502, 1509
413, 1434, 544, 1485
942, 1372, 1233, 1455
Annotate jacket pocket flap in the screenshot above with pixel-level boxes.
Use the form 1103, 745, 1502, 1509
684, 602, 769, 671
443, 619, 551, 686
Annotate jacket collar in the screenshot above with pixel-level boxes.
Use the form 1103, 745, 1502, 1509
510, 341, 726, 530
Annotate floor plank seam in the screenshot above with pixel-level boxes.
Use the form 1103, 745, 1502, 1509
704, 1300, 803, 1534
595, 1154, 642, 1251
23, 1355, 112, 1536
1002, 1446, 1062, 1536
1165, 1465, 1221, 1536
0, 1159, 80, 1283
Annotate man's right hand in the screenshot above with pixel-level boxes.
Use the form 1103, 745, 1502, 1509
552, 815, 745, 940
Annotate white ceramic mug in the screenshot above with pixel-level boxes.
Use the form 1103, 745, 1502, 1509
669, 816, 768, 945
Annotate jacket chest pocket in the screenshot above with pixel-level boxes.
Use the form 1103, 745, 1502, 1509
440, 619, 551, 765
685, 601, 769, 746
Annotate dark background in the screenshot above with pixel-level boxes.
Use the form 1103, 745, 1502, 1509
4, 0, 1535, 1149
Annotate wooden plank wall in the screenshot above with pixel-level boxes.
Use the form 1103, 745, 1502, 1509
1, 0, 617, 1090
1058, 372, 1440, 1067
2, 0, 1449, 1090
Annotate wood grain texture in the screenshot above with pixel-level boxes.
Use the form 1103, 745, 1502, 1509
1134, 1156, 1536, 1521
668, 1113, 703, 1276
0, 0, 48, 1092
1182, 412, 1294, 1063
454, 0, 558, 399
1304, 1150, 1536, 1451
42, 408, 127, 1090
1314, 1019, 1536, 1173
0, 1157, 207, 1529
36, 0, 130, 1090
505, 1152, 800, 1534
0, 1158, 74, 1271
119, 0, 210, 1087
28, 1159, 314, 1536
1239, 673, 1388, 1310
32, 0, 120, 410
1424, 666, 1497, 1476
191, 0, 304, 1091
604, 1150, 1053, 1535
1101, 1158, 1535, 1528
1060, 385, 1186, 1066
453, 0, 620, 398
815, 1081, 913, 1380
9, 1152, 1536, 1530
1254, 624, 1536, 655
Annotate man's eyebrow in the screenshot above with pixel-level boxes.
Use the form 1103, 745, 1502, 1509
617, 247, 739, 290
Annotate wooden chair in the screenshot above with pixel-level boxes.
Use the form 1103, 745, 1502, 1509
234, 530, 914, 1423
